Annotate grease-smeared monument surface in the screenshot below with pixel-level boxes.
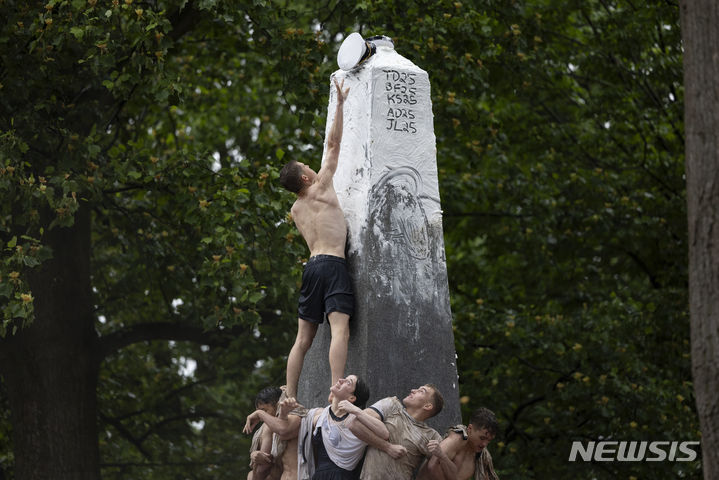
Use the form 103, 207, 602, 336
298, 38, 461, 430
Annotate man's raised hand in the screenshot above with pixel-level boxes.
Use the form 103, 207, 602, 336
427, 439, 447, 459
243, 410, 262, 434
278, 397, 299, 418
337, 399, 362, 416
334, 77, 350, 104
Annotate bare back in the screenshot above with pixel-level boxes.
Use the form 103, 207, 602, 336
279, 437, 298, 480
291, 181, 347, 258
289, 77, 350, 259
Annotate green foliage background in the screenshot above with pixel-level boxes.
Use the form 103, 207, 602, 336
0, 0, 697, 478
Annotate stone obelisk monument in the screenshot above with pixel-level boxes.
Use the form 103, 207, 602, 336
298, 36, 460, 430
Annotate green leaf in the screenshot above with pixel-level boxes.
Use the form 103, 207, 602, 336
248, 291, 264, 304
70, 27, 84, 39
22, 256, 40, 267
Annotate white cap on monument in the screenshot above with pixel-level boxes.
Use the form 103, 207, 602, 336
337, 33, 394, 71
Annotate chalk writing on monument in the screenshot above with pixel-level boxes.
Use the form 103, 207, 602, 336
384, 69, 418, 133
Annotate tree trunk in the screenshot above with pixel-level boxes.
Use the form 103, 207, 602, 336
0, 205, 100, 480
679, 1, 719, 478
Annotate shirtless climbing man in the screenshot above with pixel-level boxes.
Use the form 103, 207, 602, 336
278, 77, 353, 400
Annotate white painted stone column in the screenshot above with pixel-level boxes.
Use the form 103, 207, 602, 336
298, 39, 460, 430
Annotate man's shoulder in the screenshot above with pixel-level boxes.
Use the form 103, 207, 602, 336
372, 396, 401, 410
290, 197, 305, 211
289, 200, 301, 220
441, 430, 467, 455
416, 422, 442, 441
365, 396, 401, 421
305, 406, 321, 416
292, 185, 332, 210
310, 406, 326, 425
371, 395, 399, 404
289, 198, 309, 229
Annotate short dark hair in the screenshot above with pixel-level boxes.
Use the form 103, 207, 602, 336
469, 407, 499, 437
255, 386, 282, 408
279, 160, 304, 193
426, 384, 444, 417
352, 376, 370, 409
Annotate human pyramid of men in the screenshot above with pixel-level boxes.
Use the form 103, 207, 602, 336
243, 78, 499, 480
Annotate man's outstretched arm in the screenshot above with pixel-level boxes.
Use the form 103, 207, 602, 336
347, 410, 407, 459
338, 401, 390, 440
243, 398, 300, 440
317, 77, 349, 184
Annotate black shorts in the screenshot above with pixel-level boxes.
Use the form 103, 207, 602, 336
298, 255, 354, 324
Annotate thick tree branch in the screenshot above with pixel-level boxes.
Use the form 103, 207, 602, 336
99, 322, 239, 358
109, 376, 219, 421
138, 411, 228, 444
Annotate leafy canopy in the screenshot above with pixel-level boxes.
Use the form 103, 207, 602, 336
0, 0, 696, 478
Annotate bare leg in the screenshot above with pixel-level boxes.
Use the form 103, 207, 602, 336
327, 311, 350, 388
286, 318, 318, 399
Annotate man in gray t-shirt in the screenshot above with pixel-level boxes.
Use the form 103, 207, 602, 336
348, 384, 455, 480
